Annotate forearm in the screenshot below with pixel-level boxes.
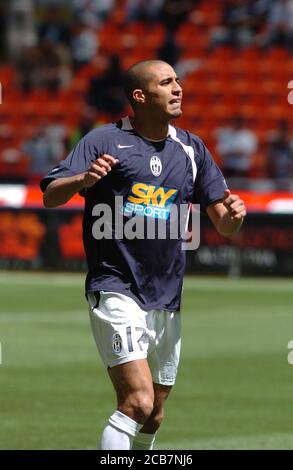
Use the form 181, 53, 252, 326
43, 174, 86, 208
43, 154, 119, 208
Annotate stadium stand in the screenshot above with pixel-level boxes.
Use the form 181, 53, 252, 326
0, 0, 292, 187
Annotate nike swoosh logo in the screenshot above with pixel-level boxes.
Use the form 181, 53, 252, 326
117, 144, 134, 148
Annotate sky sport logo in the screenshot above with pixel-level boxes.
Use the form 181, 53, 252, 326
91, 197, 200, 251
124, 182, 178, 220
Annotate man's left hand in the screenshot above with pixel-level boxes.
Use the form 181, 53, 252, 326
223, 189, 246, 220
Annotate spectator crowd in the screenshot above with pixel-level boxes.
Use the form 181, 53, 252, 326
0, 0, 292, 185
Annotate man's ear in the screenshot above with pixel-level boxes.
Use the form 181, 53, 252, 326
133, 89, 145, 104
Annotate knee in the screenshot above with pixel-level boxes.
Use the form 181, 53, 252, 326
144, 407, 164, 433
131, 393, 154, 423
121, 392, 154, 424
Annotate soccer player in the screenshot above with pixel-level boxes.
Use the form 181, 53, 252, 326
40, 60, 246, 450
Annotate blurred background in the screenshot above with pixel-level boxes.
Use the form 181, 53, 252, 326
1, 1, 293, 451
0, 0, 293, 274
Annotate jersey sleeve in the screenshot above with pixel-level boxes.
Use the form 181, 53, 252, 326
192, 138, 227, 210
40, 128, 102, 193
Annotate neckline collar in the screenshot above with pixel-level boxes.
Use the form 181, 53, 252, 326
121, 116, 175, 142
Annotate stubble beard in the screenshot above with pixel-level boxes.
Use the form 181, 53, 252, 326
171, 108, 183, 120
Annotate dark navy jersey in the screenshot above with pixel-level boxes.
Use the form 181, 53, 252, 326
40, 117, 227, 311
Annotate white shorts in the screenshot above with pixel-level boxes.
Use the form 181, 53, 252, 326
87, 291, 181, 386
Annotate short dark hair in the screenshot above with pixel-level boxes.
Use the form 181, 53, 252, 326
123, 60, 168, 107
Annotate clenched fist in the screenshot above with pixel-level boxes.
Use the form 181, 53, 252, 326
83, 154, 119, 188
222, 189, 246, 220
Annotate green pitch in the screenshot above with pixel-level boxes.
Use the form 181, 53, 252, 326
0, 272, 293, 450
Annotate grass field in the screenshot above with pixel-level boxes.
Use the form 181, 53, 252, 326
0, 271, 293, 450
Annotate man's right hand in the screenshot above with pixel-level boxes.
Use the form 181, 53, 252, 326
83, 154, 119, 188
43, 154, 119, 208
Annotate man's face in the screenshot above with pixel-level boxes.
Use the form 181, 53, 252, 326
142, 63, 183, 120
